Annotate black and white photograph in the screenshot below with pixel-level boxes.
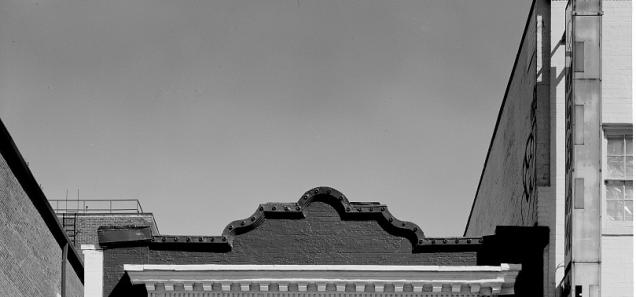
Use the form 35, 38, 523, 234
0, 0, 632, 296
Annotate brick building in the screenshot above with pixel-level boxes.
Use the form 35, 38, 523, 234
0, 119, 84, 297
47, 199, 159, 297
1, 1, 629, 297
57, 1, 632, 297
94, 187, 549, 297
48, 199, 159, 251
464, 1, 632, 297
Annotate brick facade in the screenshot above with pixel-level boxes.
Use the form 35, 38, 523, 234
602, 0, 632, 124
0, 119, 83, 297
0, 149, 83, 297
465, 0, 551, 236
0, 155, 64, 296
599, 2, 633, 297
601, 236, 633, 297
467, 1, 633, 297
100, 188, 549, 297
59, 213, 159, 250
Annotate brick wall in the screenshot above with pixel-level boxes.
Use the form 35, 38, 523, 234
602, 0, 632, 124
0, 152, 64, 297
150, 201, 478, 265
599, 3, 633, 297
601, 236, 634, 297
100, 198, 549, 297
465, 0, 551, 236
62, 213, 159, 249
104, 246, 150, 297
103, 201, 481, 296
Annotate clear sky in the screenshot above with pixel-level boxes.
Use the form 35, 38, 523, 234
0, 0, 531, 236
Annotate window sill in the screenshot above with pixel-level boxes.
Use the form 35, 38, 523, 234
603, 221, 633, 235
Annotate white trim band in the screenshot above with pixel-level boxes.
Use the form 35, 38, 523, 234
124, 264, 519, 272
125, 263, 521, 296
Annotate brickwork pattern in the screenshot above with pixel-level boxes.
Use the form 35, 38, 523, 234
600, 4, 633, 297
465, 0, 551, 236
104, 201, 479, 296
150, 202, 478, 265
602, 0, 632, 124
105, 246, 150, 297
63, 213, 159, 249
0, 154, 63, 297
601, 236, 634, 297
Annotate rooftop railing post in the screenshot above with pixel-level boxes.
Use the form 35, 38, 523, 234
48, 199, 143, 214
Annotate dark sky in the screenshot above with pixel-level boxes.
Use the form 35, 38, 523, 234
0, 0, 531, 236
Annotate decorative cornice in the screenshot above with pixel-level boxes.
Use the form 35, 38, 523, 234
125, 263, 522, 296
149, 187, 482, 251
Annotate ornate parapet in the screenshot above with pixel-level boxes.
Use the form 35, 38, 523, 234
98, 187, 548, 297
101, 187, 482, 252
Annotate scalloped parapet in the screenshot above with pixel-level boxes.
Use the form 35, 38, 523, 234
148, 186, 482, 251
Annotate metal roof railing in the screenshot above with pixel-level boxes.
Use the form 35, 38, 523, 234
48, 199, 144, 214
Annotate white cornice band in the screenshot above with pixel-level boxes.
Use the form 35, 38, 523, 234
125, 264, 520, 272
125, 264, 521, 296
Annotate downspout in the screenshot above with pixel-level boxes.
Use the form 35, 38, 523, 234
61, 243, 68, 297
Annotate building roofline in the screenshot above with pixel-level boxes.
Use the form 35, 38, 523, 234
53, 212, 160, 235
54, 212, 156, 215
0, 118, 84, 282
463, 0, 539, 236
99, 186, 484, 252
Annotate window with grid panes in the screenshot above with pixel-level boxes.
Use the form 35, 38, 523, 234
606, 135, 633, 221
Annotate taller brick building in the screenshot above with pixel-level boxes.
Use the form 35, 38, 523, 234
465, 1, 632, 297
49, 199, 159, 250
0, 119, 84, 297
48, 199, 159, 297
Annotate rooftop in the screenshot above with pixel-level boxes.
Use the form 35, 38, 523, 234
48, 199, 145, 214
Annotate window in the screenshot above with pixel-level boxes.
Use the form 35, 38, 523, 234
605, 134, 633, 221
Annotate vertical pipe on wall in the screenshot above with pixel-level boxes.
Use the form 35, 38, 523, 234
61, 243, 68, 297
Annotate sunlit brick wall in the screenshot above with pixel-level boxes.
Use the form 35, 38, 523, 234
71, 213, 159, 249
465, 0, 551, 237
602, 0, 632, 124
0, 154, 66, 296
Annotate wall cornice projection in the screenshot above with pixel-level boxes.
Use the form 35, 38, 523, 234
125, 263, 522, 296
